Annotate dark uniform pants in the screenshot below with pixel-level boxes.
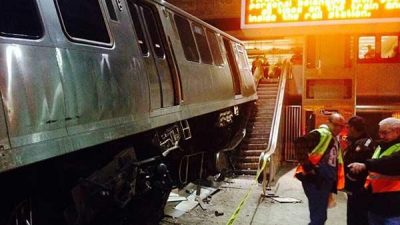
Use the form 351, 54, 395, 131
347, 189, 369, 225
302, 179, 334, 225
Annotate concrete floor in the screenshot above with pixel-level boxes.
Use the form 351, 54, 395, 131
161, 163, 347, 225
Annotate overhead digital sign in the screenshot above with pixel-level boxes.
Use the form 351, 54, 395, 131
241, 0, 400, 28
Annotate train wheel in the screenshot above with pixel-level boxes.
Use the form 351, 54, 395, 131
122, 186, 170, 225
6, 198, 33, 225
4, 194, 67, 225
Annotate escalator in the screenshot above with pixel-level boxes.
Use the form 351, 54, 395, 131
235, 78, 280, 175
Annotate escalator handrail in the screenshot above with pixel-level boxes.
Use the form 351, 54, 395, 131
259, 61, 290, 176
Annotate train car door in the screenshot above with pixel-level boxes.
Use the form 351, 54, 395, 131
222, 38, 242, 95
127, 1, 176, 110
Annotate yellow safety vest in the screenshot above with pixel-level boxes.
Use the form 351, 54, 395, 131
365, 143, 400, 193
295, 126, 344, 189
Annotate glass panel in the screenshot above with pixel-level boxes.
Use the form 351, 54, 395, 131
236, 44, 250, 70
192, 23, 213, 64
358, 36, 376, 59
142, 5, 165, 58
127, 2, 148, 55
381, 36, 398, 59
105, 0, 117, 21
206, 30, 224, 66
56, 0, 110, 43
174, 15, 199, 62
223, 38, 241, 95
0, 0, 43, 39
306, 79, 352, 99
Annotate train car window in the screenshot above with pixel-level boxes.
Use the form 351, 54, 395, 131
223, 38, 241, 95
0, 0, 43, 39
174, 15, 199, 62
358, 36, 376, 60
105, 0, 118, 21
127, 2, 149, 55
236, 44, 250, 70
141, 5, 165, 58
381, 36, 398, 59
192, 23, 213, 64
206, 30, 224, 66
242, 45, 251, 70
55, 0, 111, 44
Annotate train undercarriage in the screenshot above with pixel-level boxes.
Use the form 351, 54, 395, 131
0, 103, 253, 225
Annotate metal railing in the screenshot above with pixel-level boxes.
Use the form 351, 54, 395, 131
258, 61, 291, 193
284, 106, 302, 161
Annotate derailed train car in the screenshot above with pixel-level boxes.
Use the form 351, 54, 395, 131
0, 0, 256, 224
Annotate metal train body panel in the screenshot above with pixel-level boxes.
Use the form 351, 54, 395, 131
161, 7, 237, 104
0, 0, 257, 173
0, 44, 67, 145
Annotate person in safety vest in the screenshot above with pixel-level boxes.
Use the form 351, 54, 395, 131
294, 113, 346, 225
343, 116, 376, 225
349, 117, 400, 225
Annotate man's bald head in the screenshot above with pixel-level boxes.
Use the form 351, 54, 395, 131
327, 113, 346, 136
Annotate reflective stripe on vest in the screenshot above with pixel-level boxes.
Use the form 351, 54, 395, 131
308, 127, 332, 165
295, 126, 345, 189
365, 143, 400, 193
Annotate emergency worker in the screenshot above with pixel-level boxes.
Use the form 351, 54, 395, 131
262, 59, 270, 79
251, 56, 263, 74
294, 113, 346, 225
251, 56, 264, 84
349, 117, 400, 225
343, 116, 376, 225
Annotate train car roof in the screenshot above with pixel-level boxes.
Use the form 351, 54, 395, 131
146, 0, 244, 44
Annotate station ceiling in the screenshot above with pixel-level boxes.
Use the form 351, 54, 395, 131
167, 0, 400, 40
167, 0, 244, 34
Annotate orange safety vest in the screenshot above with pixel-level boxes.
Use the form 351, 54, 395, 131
365, 143, 400, 193
295, 126, 345, 189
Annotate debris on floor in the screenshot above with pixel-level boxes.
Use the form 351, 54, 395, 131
270, 197, 302, 203
161, 166, 347, 225
164, 182, 219, 218
214, 210, 224, 216
167, 192, 187, 202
